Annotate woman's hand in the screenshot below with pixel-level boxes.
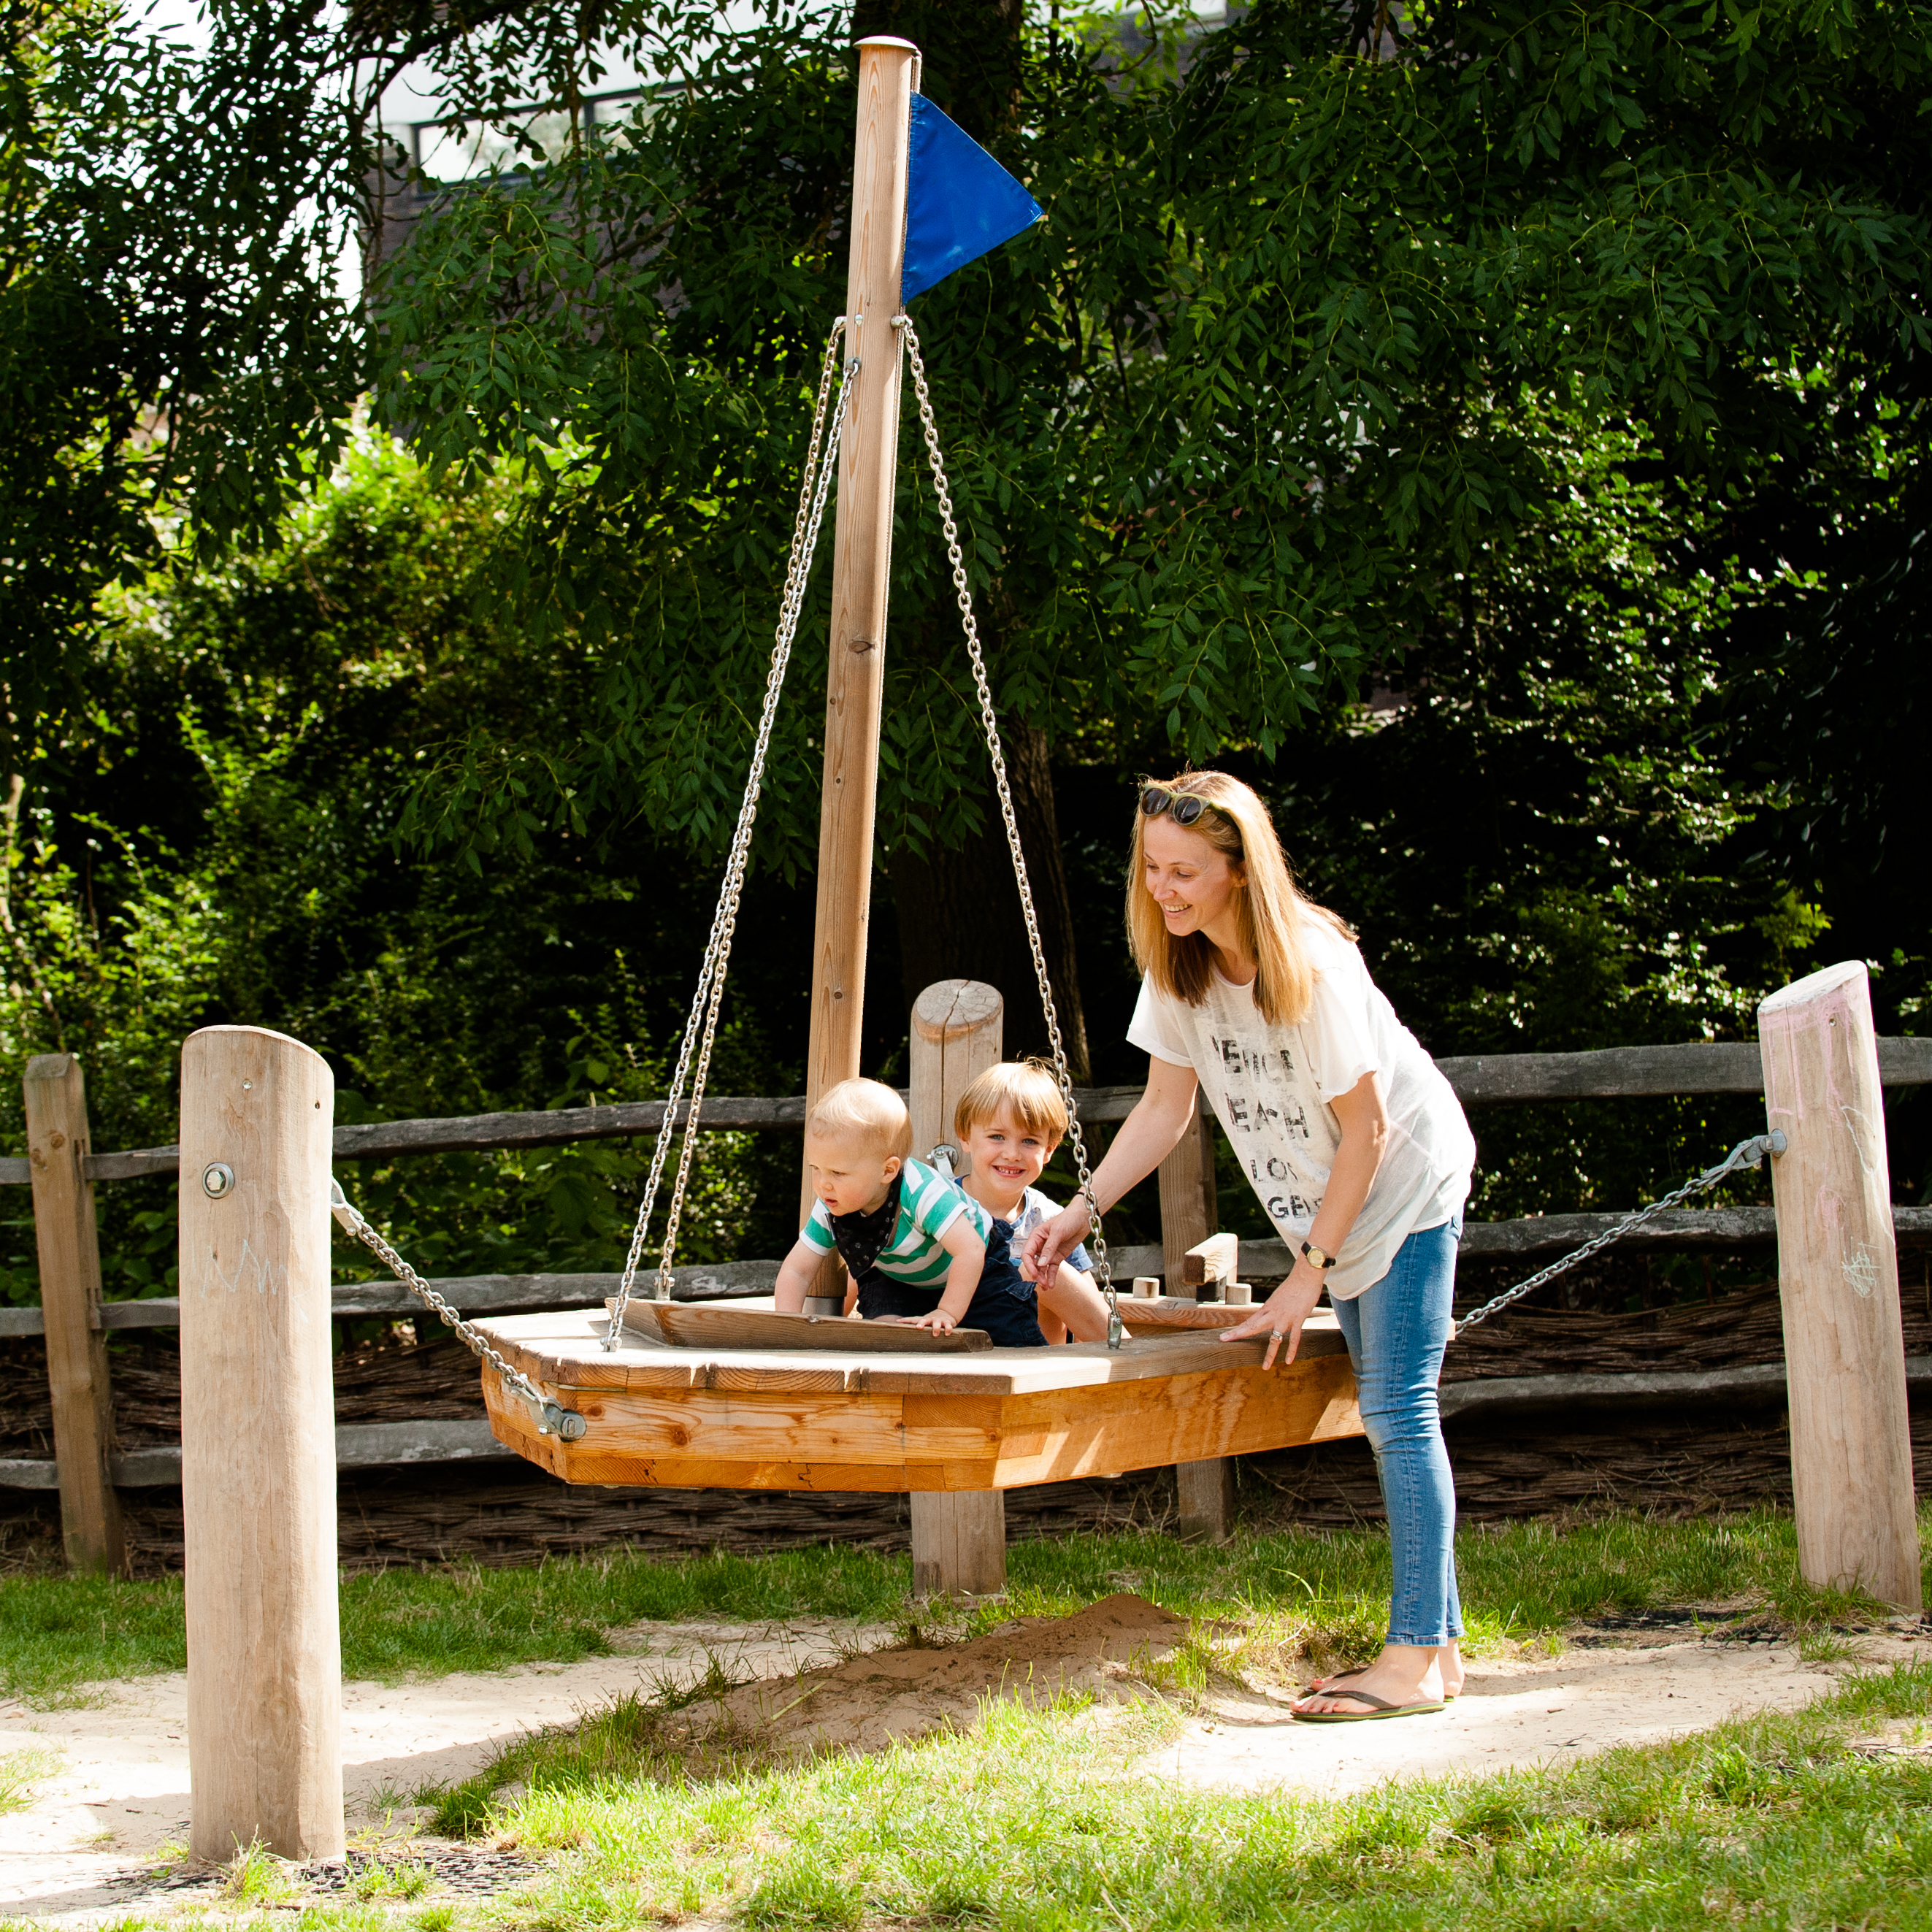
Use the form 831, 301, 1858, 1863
1022, 1197, 1092, 1281
1222, 1264, 1326, 1370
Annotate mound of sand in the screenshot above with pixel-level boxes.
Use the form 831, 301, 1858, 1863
675, 1592, 1189, 1757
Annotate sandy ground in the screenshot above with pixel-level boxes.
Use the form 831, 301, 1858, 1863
2, 1608, 1925, 1925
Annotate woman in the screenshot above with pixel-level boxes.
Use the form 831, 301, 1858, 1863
1024, 771, 1476, 1721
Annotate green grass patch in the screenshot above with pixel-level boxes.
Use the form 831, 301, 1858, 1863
0, 1741, 60, 1815
453, 1662, 1932, 1929
0, 1506, 1914, 1708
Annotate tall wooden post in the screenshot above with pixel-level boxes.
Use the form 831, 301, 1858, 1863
909, 979, 1004, 1159
908, 977, 1007, 1595
23, 1054, 124, 1576
1160, 1098, 1229, 1538
800, 36, 919, 1233
1760, 962, 1920, 1611
179, 1026, 344, 1860
1158, 1098, 1219, 1295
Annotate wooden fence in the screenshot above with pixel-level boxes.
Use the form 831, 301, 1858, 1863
7, 1037, 1932, 1565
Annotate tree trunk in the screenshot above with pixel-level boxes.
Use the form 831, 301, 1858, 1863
890, 725, 1089, 1082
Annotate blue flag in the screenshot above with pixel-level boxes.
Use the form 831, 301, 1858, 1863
901, 94, 1042, 304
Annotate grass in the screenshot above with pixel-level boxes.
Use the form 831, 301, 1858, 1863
413, 1660, 1932, 1930
0, 1506, 1914, 1707
0, 1741, 60, 1814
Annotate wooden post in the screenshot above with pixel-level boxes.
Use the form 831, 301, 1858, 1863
800, 34, 919, 1243
179, 1026, 344, 1861
1176, 1458, 1235, 1544
908, 977, 1006, 1594
23, 1054, 124, 1576
910, 979, 1004, 1159
1759, 962, 1920, 1611
1158, 1097, 1218, 1295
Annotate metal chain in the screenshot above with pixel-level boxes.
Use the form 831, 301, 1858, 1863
1452, 1131, 1787, 1335
897, 316, 1124, 1349
605, 321, 858, 1351
329, 1182, 587, 1440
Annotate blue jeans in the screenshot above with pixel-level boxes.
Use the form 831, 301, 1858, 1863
1331, 1218, 1464, 1649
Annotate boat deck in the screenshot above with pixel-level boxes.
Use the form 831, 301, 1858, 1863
474, 1308, 1363, 1491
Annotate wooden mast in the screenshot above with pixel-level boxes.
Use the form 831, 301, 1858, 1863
801, 35, 919, 1226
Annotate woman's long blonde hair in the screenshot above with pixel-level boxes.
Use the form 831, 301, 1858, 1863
1126, 771, 1352, 1027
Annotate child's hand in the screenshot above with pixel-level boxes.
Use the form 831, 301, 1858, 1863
914, 1306, 959, 1335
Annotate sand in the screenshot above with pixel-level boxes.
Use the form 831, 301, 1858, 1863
2, 1603, 1923, 1925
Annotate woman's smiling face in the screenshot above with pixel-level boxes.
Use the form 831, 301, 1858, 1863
1142, 813, 1246, 946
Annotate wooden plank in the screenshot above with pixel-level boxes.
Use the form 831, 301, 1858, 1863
179, 1025, 345, 1862
1760, 963, 1920, 1610
911, 1491, 1007, 1595
620, 1299, 993, 1353
23, 1054, 124, 1575
1181, 1233, 1238, 1292
1108, 1297, 1251, 1330
1157, 1099, 1217, 1293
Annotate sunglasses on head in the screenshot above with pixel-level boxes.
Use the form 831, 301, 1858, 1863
1141, 783, 1214, 827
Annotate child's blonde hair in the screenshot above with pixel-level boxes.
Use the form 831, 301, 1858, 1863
954, 1061, 1069, 1144
1127, 770, 1353, 1028
805, 1077, 913, 1160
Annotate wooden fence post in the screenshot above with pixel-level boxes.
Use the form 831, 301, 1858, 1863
908, 978, 1007, 1595
1157, 1096, 1218, 1293
1159, 1096, 1230, 1538
23, 1054, 124, 1576
1759, 962, 1920, 1611
179, 1026, 344, 1861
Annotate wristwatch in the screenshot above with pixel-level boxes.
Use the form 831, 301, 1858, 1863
1300, 1239, 1339, 1271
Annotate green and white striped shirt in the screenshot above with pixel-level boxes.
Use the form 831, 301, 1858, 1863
800, 1156, 991, 1291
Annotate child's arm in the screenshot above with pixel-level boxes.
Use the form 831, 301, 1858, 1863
911, 1219, 987, 1334
1037, 1261, 1115, 1343
773, 1234, 833, 1313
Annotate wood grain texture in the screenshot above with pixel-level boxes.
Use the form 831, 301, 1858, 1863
800, 36, 917, 1237
1176, 1458, 1234, 1542
179, 1026, 345, 1860
911, 978, 1003, 1160
618, 1299, 992, 1353
1760, 962, 1920, 1609
23, 1054, 123, 1574
1157, 1100, 1217, 1293
911, 1490, 1007, 1595
478, 1326, 1362, 1493
1181, 1233, 1239, 1290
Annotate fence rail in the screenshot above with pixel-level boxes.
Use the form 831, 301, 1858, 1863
7, 1033, 1932, 1521
8, 1037, 1931, 1189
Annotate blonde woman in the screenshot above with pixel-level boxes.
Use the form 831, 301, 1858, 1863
1024, 771, 1476, 1722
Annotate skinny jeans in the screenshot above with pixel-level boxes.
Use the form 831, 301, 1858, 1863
1330, 1217, 1464, 1649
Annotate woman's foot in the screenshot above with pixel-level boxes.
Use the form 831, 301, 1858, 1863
1295, 1641, 1459, 1715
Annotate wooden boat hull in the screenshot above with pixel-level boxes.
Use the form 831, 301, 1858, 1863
474, 1308, 1362, 1491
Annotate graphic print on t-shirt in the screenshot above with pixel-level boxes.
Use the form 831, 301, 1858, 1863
1206, 1030, 1335, 1235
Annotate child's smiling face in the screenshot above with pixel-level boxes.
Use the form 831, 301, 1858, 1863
961, 1110, 1058, 1207
804, 1132, 900, 1217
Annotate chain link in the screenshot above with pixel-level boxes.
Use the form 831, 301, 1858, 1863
897, 317, 1123, 1349
604, 322, 859, 1352
1452, 1131, 1785, 1335
329, 1183, 586, 1439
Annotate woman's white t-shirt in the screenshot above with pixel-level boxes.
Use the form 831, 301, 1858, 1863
1127, 921, 1475, 1299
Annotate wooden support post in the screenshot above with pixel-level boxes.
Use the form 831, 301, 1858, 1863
23, 1054, 124, 1576
800, 33, 919, 1246
1160, 1103, 1227, 1534
911, 1492, 1008, 1597
1760, 962, 1920, 1611
179, 1026, 344, 1861
910, 980, 1004, 1159
1157, 1096, 1218, 1295
1175, 1458, 1235, 1544
908, 978, 1006, 1592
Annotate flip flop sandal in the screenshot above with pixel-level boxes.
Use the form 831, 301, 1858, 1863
1304, 1668, 1460, 1702
1292, 1690, 1447, 1724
